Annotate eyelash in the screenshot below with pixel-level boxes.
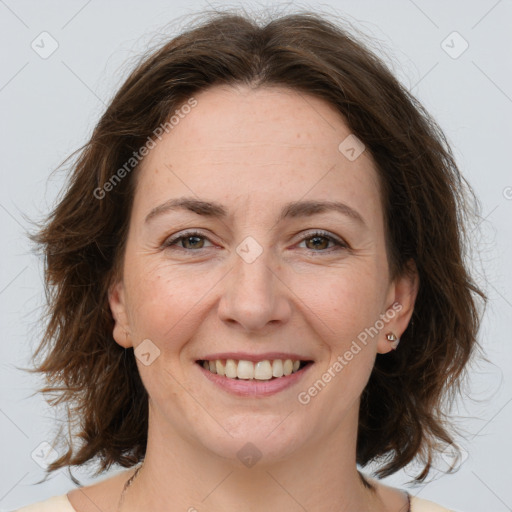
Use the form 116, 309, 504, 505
162, 229, 349, 254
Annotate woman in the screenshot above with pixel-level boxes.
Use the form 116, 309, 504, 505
18, 8, 485, 512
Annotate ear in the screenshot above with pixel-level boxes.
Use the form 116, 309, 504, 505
108, 279, 133, 348
377, 259, 419, 354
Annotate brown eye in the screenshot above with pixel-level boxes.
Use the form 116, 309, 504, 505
304, 235, 330, 251
180, 235, 205, 249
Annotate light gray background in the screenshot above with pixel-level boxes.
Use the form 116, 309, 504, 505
1, 1, 511, 511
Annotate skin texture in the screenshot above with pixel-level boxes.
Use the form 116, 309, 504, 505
68, 85, 418, 512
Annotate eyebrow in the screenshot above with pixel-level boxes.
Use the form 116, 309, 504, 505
145, 196, 366, 226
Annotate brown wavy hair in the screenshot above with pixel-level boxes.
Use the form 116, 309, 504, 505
28, 8, 486, 483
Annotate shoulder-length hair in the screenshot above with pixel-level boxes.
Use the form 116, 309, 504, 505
29, 9, 486, 482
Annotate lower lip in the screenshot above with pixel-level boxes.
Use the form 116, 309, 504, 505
197, 362, 313, 397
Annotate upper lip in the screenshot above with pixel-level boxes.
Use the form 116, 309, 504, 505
198, 352, 314, 362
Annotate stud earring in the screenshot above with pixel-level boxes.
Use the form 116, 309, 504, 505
386, 332, 400, 350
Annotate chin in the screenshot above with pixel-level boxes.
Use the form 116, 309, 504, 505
191, 412, 315, 467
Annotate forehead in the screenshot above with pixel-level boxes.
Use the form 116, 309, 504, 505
133, 85, 383, 228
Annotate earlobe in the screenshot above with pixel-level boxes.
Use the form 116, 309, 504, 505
108, 280, 133, 348
377, 259, 419, 354
384, 332, 400, 350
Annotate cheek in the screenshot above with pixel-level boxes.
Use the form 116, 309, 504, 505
123, 263, 213, 398
295, 264, 386, 341
295, 264, 384, 387
296, 275, 380, 410
124, 259, 214, 345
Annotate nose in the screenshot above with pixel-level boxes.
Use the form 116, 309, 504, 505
217, 248, 292, 333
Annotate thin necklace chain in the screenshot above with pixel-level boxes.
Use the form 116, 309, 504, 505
116, 463, 411, 512
116, 463, 143, 512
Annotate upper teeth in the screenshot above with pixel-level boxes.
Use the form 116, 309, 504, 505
202, 359, 302, 380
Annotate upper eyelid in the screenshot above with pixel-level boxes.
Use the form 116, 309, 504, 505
164, 229, 215, 245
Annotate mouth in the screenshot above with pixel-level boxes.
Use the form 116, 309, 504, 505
196, 358, 313, 381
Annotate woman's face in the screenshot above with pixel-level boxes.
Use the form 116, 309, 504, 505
109, 85, 417, 464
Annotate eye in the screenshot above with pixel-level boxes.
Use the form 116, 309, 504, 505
162, 229, 349, 253
297, 230, 348, 252
163, 230, 214, 250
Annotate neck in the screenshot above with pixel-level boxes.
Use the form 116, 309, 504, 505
121, 401, 382, 512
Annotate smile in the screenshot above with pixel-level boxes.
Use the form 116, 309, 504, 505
197, 358, 311, 381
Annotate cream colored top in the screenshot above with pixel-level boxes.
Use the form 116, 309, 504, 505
13, 494, 457, 511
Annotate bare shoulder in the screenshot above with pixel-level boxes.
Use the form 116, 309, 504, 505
410, 495, 456, 511
366, 476, 454, 511
66, 468, 136, 512
14, 494, 74, 511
